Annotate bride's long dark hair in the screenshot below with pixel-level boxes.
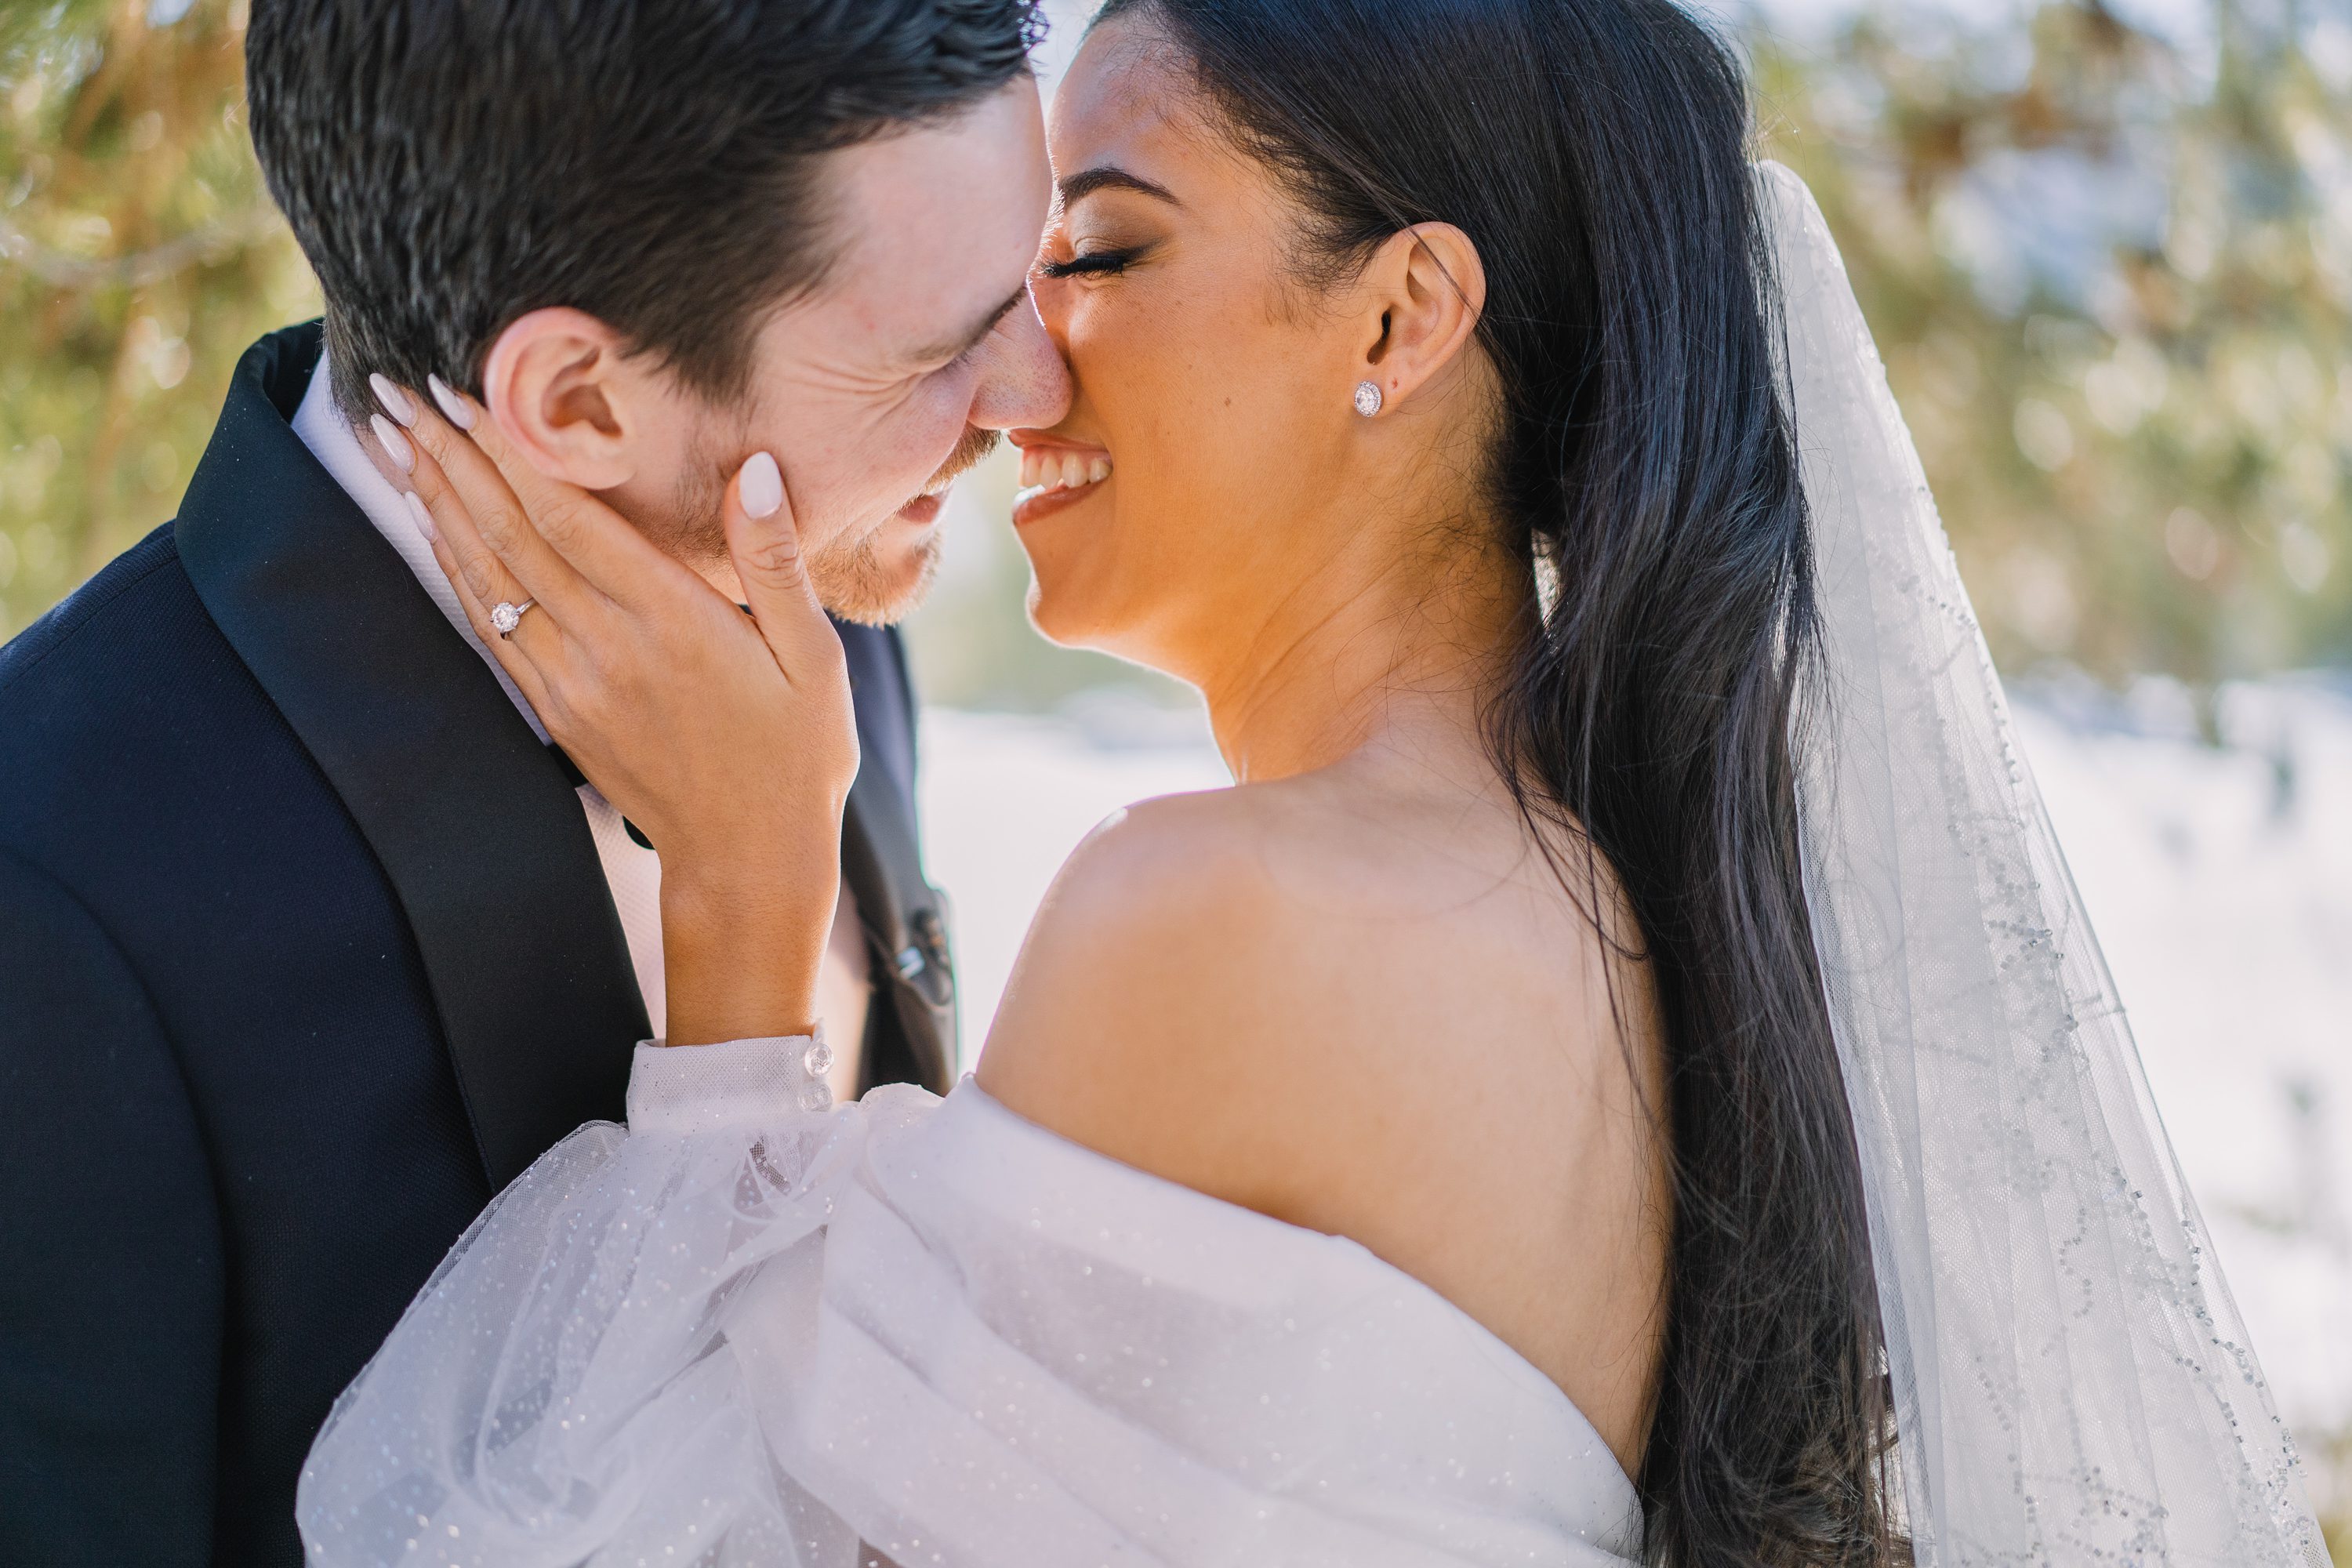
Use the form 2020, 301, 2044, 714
1098, 0, 1900, 1561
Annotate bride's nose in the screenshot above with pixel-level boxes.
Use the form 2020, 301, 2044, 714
967, 289, 1073, 434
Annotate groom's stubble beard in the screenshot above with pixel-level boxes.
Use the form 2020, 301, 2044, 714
661, 424, 998, 626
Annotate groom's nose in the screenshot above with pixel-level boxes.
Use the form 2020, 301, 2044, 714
965, 289, 1072, 433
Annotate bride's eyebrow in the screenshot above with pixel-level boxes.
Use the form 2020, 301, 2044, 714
1058, 165, 1181, 208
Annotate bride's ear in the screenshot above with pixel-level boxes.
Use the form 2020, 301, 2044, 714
478, 308, 646, 491
1355, 222, 1486, 414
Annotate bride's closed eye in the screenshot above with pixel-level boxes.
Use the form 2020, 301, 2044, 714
1037, 245, 1145, 280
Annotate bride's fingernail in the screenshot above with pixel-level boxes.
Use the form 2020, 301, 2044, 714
370, 413, 414, 474
402, 489, 438, 544
369, 372, 417, 428
428, 374, 478, 431
739, 452, 784, 519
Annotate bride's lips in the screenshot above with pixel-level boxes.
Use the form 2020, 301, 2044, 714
1010, 434, 1112, 528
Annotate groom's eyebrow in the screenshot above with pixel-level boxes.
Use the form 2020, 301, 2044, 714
1058, 166, 1180, 208
909, 284, 1031, 368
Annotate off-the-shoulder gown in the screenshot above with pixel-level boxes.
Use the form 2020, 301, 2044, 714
297, 1036, 1642, 1566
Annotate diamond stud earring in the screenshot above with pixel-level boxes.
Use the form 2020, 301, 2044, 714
1353, 380, 1383, 417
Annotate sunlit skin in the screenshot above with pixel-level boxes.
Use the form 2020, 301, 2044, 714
370, 80, 1067, 1053
361, 78, 1069, 623
392, 18, 1671, 1479
972, 14, 1672, 1474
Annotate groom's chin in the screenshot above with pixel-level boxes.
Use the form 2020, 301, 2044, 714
812, 515, 945, 628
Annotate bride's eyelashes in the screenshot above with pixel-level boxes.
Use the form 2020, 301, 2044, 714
1037, 246, 1143, 281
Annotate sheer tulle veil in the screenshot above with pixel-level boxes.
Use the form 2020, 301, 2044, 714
1762, 161, 2324, 1565
291, 154, 2325, 1568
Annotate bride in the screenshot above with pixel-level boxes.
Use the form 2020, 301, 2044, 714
299, 0, 2321, 1563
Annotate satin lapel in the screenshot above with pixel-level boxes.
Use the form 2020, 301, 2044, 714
841, 775, 953, 1089
838, 622, 955, 1087
176, 325, 648, 1189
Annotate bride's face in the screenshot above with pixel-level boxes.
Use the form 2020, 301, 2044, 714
1015, 16, 1385, 677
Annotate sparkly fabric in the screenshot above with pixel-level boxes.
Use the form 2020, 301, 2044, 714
291, 166, 2318, 1567
625, 1034, 830, 1134
298, 1046, 1641, 1566
1765, 162, 2323, 1565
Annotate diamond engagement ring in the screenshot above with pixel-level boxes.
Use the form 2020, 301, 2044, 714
490, 598, 535, 638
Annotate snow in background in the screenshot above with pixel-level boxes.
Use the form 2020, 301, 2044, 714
967, 0, 2352, 1534
916, 681, 2352, 1517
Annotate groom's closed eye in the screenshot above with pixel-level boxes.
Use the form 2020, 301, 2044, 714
908, 285, 1033, 372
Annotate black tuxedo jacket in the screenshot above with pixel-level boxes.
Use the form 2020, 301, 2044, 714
0, 324, 957, 1566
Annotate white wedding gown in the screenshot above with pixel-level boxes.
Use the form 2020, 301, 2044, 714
300, 164, 2325, 1566
298, 1038, 1644, 1566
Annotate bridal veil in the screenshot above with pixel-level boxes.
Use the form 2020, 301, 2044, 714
1762, 160, 2325, 1565
295, 164, 2324, 1568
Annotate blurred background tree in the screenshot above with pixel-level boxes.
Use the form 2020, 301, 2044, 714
2, 0, 2346, 1554
0, 0, 317, 640
1751, 0, 2352, 723
4, 0, 2346, 699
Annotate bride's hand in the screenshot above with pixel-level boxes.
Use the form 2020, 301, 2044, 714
379, 379, 858, 1048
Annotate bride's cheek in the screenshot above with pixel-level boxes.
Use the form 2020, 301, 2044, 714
1061, 283, 1123, 357
1062, 305, 1141, 442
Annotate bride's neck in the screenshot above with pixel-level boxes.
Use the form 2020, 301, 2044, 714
1196, 525, 1532, 786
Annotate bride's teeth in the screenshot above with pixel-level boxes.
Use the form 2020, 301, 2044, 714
1014, 448, 1111, 502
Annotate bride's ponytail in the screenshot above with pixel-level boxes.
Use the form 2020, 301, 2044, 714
1107, 0, 1902, 1561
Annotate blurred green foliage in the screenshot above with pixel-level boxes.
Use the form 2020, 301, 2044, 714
0, 0, 2347, 693
1753, 0, 2352, 694
1, 0, 318, 638
0, 0, 2344, 1554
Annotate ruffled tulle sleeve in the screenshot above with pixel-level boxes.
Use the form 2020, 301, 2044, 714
298, 1040, 1641, 1567
296, 1035, 866, 1566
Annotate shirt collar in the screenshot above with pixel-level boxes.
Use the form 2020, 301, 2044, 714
291, 349, 550, 742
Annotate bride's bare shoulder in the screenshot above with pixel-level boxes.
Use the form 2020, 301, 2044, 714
973, 771, 1630, 1214
973, 783, 1331, 1206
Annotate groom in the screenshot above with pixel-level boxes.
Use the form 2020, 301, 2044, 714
0, 2, 1062, 1563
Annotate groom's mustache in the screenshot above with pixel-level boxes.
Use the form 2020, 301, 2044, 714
916, 426, 1002, 505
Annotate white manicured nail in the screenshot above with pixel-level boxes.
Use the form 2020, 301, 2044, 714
402, 489, 438, 543
370, 373, 416, 427
369, 413, 413, 474
739, 451, 784, 519
428, 374, 477, 430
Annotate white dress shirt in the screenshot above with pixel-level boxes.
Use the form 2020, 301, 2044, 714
291, 355, 869, 1073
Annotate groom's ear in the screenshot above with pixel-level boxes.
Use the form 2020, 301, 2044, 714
478, 308, 648, 492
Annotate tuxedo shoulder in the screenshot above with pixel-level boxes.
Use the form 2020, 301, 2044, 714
0, 523, 188, 708
0, 840, 156, 1018
0, 521, 267, 861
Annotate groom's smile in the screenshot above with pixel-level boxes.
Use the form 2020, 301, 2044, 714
901, 423, 1007, 528
394, 78, 1069, 633
811, 423, 1010, 628
695, 80, 1069, 626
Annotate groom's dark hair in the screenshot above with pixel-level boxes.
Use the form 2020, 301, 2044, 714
246, 0, 1042, 425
